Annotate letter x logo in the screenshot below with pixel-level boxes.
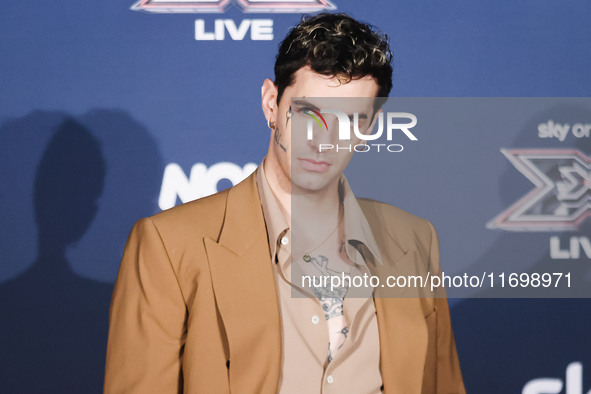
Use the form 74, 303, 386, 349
487, 149, 591, 231
132, 0, 336, 13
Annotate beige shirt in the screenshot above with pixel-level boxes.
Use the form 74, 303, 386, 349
256, 161, 383, 394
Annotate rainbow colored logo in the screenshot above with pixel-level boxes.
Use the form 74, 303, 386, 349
302, 108, 328, 131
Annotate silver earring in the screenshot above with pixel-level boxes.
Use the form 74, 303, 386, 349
267, 120, 276, 129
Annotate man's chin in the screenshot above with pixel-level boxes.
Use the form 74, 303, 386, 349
289, 171, 338, 195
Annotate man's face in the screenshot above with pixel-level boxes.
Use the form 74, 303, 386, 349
270, 67, 380, 195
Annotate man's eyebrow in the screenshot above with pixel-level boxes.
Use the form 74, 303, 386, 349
291, 98, 320, 111
292, 98, 370, 119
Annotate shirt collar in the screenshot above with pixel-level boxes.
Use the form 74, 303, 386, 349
256, 157, 383, 267
256, 159, 289, 262
340, 175, 384, 267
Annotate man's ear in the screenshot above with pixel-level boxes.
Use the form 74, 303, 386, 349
261, 79, 278, 125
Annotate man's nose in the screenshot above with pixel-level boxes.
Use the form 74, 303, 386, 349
309, 117, 338, 147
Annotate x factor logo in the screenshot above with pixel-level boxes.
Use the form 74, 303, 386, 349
131, 0, 336, 13
487, 149, 591, 231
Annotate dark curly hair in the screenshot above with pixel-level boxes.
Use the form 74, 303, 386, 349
274, 13, 393, 104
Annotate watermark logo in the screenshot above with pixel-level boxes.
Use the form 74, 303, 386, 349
487, 149, 591, 231
305, 110, 417, 142
302, 108, 328, 133
299, 107, 418, 153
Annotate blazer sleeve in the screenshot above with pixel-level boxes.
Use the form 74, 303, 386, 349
104, 217, 187, 394
427, 221, 467, 394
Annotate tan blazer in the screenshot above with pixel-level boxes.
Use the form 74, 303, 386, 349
104, 169, 466, 394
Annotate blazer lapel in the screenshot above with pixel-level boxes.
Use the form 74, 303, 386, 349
203, 170, 282, 394
360, 202, 429, 394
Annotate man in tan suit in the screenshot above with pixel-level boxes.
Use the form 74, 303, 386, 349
104, 13, 466, 394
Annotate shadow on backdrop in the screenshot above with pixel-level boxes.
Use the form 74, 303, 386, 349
0, 110, 163, 393
452, 104, 591, 393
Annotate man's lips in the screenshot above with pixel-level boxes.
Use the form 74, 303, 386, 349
298, 158, 331, 173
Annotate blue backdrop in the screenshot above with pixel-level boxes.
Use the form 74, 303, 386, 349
1, 1, 590, 392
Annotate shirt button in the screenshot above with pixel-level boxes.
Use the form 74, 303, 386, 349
280, 236, 289, 245
327, 375, 334, 384
311, 315, 320, 325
